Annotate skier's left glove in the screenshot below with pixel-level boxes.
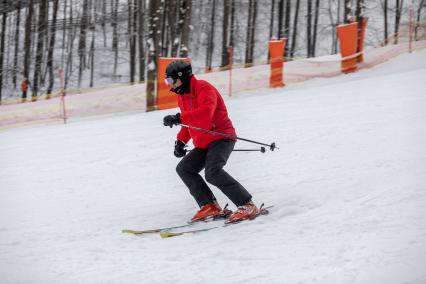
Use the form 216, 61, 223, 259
174, 140, 187, 158
163, 113, 181, 128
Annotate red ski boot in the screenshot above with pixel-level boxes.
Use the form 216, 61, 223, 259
225, 202, 260, 224
191, 202, 232, 222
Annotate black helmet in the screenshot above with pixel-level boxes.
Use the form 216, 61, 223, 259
165, 61, 192, 84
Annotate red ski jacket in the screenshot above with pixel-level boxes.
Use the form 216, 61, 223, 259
177, 76, 236, 149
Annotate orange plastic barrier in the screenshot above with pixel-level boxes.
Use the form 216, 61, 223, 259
157, 57, 191, 110
268, 39, 287, 88
337, 22, 358, 73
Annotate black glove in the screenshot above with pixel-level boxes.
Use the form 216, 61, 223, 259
174, 140, 187, 158
163, 113, 181, 128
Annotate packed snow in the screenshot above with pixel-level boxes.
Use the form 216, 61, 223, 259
0, 49, 426, 284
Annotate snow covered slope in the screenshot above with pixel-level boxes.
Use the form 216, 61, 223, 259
0, 49, 426, 284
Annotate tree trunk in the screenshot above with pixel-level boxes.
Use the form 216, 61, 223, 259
33, 0, 48, 100
269, 0, 275, 40
161, 1, 168, 57
312, 0, 320, 57
307, 0, 313, 57
102, 0, 107, 47
290, 0, 300, 58
394, 0, 404, 44
12, 1, 21, 89
89, 0, 97, 87
138, 0, 145, 82
179, 0, 192, 57
61, 0, 67, 68
47, 0, 59, 97
146, 0, 161, 111
384, 0, 388, 44
245, 0, 257, 66
221, 0, 230, 68
206, 0, 216, 71
277, 0, 284, 39
229, 0, 235, 47
355, 0, 365, 59
169, 0, 179, 57
0, 3, 7, 103
78, 0, 89, 88
415, 0, 425, 40
284, 0, 291, 58
112, 0, 119, 77
22, 2, 34, 100
344, 0, 351, 23
328, 0, 339, 54
128, 0, 137, 83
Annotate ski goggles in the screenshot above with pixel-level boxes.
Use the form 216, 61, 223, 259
164, 77, 176, 86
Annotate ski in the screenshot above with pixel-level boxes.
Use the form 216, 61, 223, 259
122, 223, 191, 235
160, 204, 273, 239
122, 204, 232, 235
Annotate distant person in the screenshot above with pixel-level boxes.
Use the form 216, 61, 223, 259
162, 61, 259, 224
20, 78, 31, 102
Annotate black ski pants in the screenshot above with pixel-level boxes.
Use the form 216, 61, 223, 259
176, 139, 252, 208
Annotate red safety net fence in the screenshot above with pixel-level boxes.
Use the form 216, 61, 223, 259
1, 38, 426, 130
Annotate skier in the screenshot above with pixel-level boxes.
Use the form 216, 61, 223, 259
162, 60, 260, 224
20, 78, 31, 102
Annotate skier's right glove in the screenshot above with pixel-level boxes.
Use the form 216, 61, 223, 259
174, 140, 187, 158
163, 113, 181, 128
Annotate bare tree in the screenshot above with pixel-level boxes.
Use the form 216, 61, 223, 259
307, 0, 313, 57
312, 0, 320, 57
22, 0, 34, 102
179, 0, 192, 57
61, 0, 67, 68
269, 0, 275, 41
101, 0, 107, 47
89, 0, 97, 87
394, 0, 404, 44
206, 0, 217, 72
415, 0, 425, 40
112, 0, 119, 77
384, 0, 389, 44
0, 0, 7, 103
221, 0, 230, 67
344, 0, 351, 23
355, 0, 365, 60
277, 0, 284, 38
138, 0, 145, 82
33, 0, 48, 99
128, 0, 137, 83
229, 0, 235, 47
65, 0, 77, 90
78, 0, 89, 88
290, 0, 301, 58
160, 1, 168, 56
169, 0, 179, 57
284, 0, 291, 57
146, 0, 161, 111
245, 0, 257, 66
12, 1, 21, 89
328, 0, 341, 54
47, 0, 59, 97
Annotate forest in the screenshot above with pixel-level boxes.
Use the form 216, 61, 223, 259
0, 0, 425, 107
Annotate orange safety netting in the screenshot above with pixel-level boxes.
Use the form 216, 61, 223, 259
1, 40, 426, 129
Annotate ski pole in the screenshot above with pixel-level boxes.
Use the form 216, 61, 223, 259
186, 147, 266, 153
233, 147, 266, 153
178, 123, 278, 151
